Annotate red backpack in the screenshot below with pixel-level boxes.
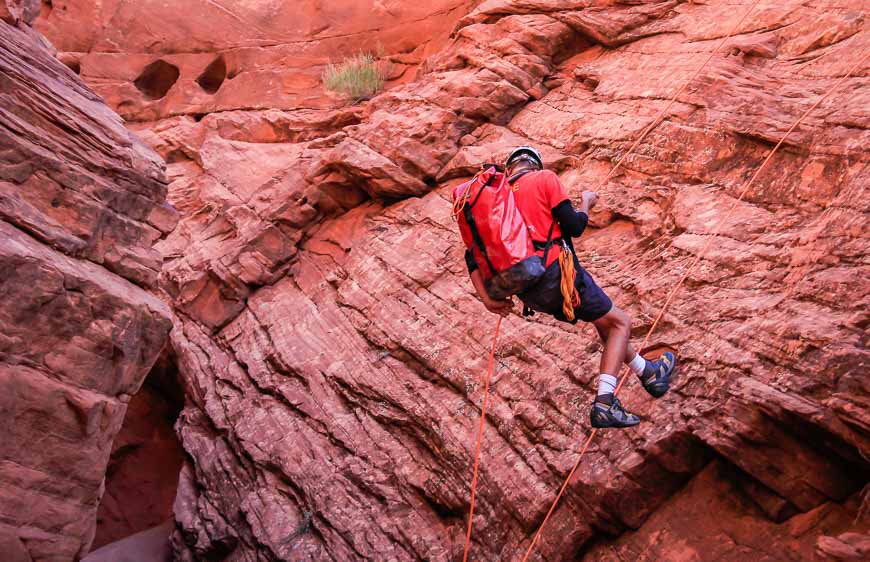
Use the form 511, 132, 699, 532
453, 165, 555, 299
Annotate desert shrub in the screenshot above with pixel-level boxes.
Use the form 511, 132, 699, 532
322, 52, 385, 101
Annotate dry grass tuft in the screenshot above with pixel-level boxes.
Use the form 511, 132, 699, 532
322, 52, 385, 102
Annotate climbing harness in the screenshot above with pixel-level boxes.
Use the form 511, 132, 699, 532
519, 44, 870, 562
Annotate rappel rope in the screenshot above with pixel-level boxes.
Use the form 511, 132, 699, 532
460, 1, 765, 559
463, 316, 502, 562
520, 45, 870, 562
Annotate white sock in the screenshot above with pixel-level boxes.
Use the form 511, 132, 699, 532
597, 374, 617, 397
628, 353, 647, 377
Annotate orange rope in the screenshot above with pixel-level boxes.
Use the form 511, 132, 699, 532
519, 46, 870, 562
452, 173, 477, 218
559, 246, 577, 321
463, 315, 503, 561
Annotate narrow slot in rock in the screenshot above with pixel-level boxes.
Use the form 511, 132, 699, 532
91, 349, 185, 550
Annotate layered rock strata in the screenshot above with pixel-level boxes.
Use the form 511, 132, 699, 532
38, 0, 870, 560
35, 0, 476, 121
0, 14, 174, 562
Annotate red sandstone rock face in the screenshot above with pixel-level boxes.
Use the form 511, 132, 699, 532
0, 17, 173, 562
0, 0, 38, 26
581, 460, 865, 561
36, 0, 475, 121
39, 0, 870, 560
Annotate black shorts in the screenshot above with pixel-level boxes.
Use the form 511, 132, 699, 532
518, 259, 613, 324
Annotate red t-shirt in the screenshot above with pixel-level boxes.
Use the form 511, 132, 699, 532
511, 170, 570, 267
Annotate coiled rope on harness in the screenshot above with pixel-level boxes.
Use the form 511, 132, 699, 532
559, 244, 579, 321
451, 169, 480, 219
519, 45, 870, 562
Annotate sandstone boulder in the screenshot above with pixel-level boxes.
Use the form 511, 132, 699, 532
0, 20, 173, 561
0, 17, 175, 288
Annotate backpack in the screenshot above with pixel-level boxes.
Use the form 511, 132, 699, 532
453, 165, 555, 300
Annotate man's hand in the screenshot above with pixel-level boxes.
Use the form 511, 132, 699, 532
483, 296, 514, 316
581, 191, 599, 210
470, 268, 515, 316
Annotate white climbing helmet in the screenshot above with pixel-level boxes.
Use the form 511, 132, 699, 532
505, 146, 543, 170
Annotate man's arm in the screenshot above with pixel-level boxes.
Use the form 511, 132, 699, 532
553, 191, 598, 238
470, 269, 513, 316
465, 250, 514, 316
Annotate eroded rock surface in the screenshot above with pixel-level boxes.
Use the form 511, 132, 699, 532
37, 0, 870, 560
36, 0, 476, 121
581, 460, 865, 561
0, 17, 173, 562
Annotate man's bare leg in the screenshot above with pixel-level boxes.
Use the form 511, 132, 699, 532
593, 306, 677, 403
592, 306, 633, 376
593, 322, 639, 369
588, 306, 641, 428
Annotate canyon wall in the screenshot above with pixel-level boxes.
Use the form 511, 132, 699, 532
35, 0, 475, 121
34, 0, 870, 560
0, 6, 175, 561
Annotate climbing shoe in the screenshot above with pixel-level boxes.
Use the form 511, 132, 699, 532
590, 396, 640, 429
640, 351, 677, 398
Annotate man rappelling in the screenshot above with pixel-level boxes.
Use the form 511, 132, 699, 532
454, 146, 677, 428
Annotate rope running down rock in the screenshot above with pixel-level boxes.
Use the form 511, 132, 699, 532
519, 43, 870, 562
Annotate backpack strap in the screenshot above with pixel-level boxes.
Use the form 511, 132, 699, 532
512, 169, 556, 260
463, 170, 504, 276
508, 168, 535, 187
467, 170, 499, 209
522, 218, 555, 319
453, 166, 500, 215
540, 221, 557, 266
463, 203, 496, 275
